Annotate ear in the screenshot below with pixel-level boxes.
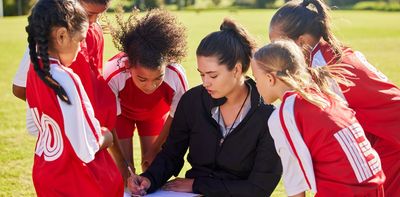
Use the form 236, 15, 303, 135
265, 72, 276, 87
295, 33, 318, 49
52, 27, 69, 48
234, 63, 243, 78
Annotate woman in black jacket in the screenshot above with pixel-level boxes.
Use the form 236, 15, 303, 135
128, 18, 282, 197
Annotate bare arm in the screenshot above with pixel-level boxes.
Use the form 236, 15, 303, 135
107, 129, 132, 185
12, 84, 26, 101
142, 115, 173, 170
153, 115, 173, 151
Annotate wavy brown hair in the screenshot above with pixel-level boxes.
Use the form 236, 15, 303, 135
107, 8, 187, 69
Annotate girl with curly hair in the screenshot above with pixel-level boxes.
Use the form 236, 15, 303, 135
127, 18, 282, 197
104, 9, 188, 174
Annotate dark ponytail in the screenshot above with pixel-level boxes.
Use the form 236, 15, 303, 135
197, 18, 257, 73
26, 0, 87, 104
270, 0, 342, 59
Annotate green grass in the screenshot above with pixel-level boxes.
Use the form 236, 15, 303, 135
0, 9, 399, 196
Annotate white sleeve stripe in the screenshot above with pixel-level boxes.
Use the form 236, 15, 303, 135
105, 67, 125, 83
333, 123, 379, 183
280, 94, 317, 192
341, 128, 372, 177
335, 131, 369, 182
167, 65, 187, 91
62, 68, 100, 142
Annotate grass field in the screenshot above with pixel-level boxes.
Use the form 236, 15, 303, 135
0, 9, 399, 196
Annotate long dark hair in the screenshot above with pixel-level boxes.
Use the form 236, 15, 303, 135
270, 0, 342, 59
196, 18, 257, 73
26, 0, 88, 104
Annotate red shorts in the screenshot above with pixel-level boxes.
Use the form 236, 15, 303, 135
115, 114, 168, 138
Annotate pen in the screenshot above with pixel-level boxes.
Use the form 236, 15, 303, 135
128, 165, 134, 176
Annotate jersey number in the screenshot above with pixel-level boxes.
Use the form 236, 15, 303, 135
31, 108, 64, 161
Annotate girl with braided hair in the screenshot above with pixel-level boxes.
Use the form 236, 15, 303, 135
103, 9, 189, 174
268, 0, 400, 195
25, 0, 123, 195
252, 40, 385, 196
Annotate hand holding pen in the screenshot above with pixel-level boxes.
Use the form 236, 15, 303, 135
127, 166, 151, 196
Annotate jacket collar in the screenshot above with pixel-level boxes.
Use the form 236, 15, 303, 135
201, 77, 262, 116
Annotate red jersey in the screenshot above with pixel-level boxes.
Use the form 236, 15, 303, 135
310, 41, 400, 195
268, 92, 385, 196
26, 58, 123, 196
310, 41, 400, 147
86, 22, 104, 74
103, 53, 188, 121
21, 24, 115, 131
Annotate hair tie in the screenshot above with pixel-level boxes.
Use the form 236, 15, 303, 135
276, 69, 287, 77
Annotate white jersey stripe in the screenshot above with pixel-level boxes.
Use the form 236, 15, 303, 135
336, 131, 367, 181
342, 128, 372, 179
51, 64, 101, 163
334, 124, 375, 183
268, 93, 317, 195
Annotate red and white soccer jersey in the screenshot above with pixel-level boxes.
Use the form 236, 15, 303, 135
268, 91, 385, 196
70, 36, 117, 132
104, 53, 188, 137
310, 41, 400, 195
18, 24, 116, 132
26, 58, 123, 196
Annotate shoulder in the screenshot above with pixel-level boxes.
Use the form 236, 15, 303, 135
164, 63, 188, 91
103, 53, 128, 81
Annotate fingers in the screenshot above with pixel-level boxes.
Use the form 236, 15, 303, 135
128, 176, 147, 196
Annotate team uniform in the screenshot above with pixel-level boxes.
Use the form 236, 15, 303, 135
310, 41, 400, 195
268, 91, 385, 196
16, 23, 117, 133
104, 52, 188, 138
85, 22, 104, 74
26, 58, 123, 196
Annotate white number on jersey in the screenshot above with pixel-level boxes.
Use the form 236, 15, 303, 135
31, 108, 64, 161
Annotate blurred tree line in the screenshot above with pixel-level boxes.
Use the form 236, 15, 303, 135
1, 0, 399, 16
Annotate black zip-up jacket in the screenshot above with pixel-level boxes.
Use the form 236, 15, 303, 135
142, 78, 282, 197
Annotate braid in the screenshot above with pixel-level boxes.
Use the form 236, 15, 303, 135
26, 0, 87, 104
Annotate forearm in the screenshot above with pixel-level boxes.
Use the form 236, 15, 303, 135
153, 116, 173, 151
141, 152, 184, 193
12, 85, 26, 101
108, 129, 131, 184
